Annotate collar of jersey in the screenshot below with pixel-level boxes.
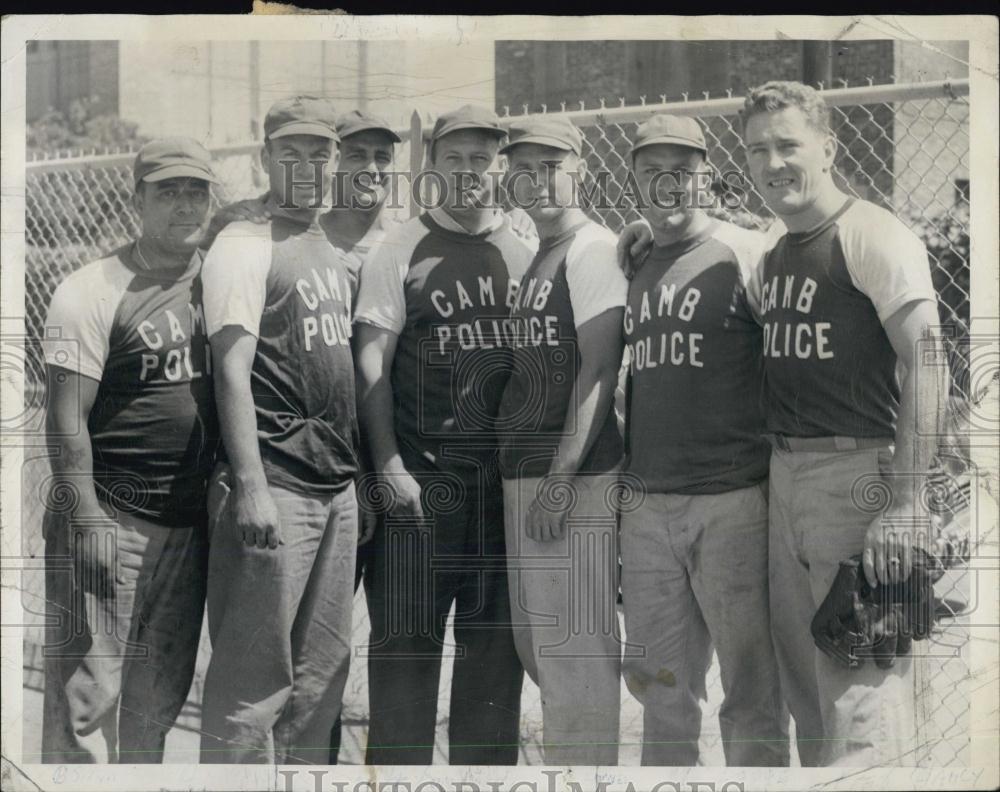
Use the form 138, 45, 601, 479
123, 243, 202, 282
785, 197, 855, 245
265, 200, 325, 232
648, 217, 718, 261
537, 218, 592, 250
427, 205, 505, 236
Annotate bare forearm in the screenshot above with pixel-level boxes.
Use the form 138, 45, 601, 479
48, 428, 102, 512
359, 378, 403, 473
548, 364, 619, 478
215, 366, 268, 489
891, 331, 948, 507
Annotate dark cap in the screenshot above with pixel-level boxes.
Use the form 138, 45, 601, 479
431, 104, 506, 143
133, 137, 218, 185
630, 114, 707, 156
264, 96, 339, 141
336, 110, 402, 143
500, 115, 584, 156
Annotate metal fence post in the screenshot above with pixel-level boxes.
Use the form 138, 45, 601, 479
409, 109, 423, 219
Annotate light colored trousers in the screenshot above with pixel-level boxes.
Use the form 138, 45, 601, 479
620, 483, 789, 767
769, 446, 928, 767
42, 507, 207, 763
200, 464, 358, 765
504, 473, 623, 766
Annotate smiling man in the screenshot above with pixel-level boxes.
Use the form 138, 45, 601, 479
354, 104, 535, 765
741, 81, 945, 767
496, 115, 628, 766
198, 96, 360, 765
617, 115, 788, 767
42, 138, 219, 763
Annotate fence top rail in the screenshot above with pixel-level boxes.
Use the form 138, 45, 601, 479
498, 78, 970, 127
26, 79, 967, 172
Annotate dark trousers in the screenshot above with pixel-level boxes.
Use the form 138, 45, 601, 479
42, 508, 207, 763
328, 538, 372, 764
365, 463, 524, 765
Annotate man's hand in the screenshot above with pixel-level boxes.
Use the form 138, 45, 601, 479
506, 206, 538, 242
357, 504, 378, 546
382, 464, 424, 521
231, 480, 283, 549
862, 507, 930, 587
616, 220, 653, 280
525, 476, 573, 542
204, 195, 271, 247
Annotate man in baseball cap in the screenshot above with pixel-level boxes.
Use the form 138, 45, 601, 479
617, 114, 789, 766
496, 114, 628, 765
199, 96, 360, 764
194, 107, 400, 763
262, 95, 339, 215
631, 113, 709, 156
133, 136, 219, 185
204, 107, 398, 297
356, 103, 533, 764
42, 137, 219, 763
263, 94, 341, 141
423, 104, 508, 230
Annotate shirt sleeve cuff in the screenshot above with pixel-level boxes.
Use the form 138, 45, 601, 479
43, 351, 104, 382
207, 319, 261, 340
875, 289, 938, 323
353, 314, 403, 335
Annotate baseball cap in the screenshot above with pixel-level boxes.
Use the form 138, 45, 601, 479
431, 104, 506, 143
630, 114, 708, 156
336, 110, 402, 143
264, 96, 339, 141
500, 116, 584, 156
133, 137, 218, 185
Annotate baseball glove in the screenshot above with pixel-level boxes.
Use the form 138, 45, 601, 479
810, 549, 943, 669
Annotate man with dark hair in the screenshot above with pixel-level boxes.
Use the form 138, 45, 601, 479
740, 80, 946, 766
354, 104, 535, 765
618, 114, 788, 767
42, 138, 219, 763
198, 96, 360, 765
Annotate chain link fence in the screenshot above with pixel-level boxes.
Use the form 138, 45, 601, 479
22, 79, 977, 766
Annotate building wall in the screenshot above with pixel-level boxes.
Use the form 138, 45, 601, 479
495, 40, 900, 112
116, 40, 494, 146
26, 41, 118, 122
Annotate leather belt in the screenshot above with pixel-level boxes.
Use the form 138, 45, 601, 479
764, 434, 894, 452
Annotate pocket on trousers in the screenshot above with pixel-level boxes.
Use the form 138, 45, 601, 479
755, 478, 770, 510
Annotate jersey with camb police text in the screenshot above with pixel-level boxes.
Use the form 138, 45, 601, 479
43, 246, 218, 526
748, 198, 936, 439
202, 214, 359, 495
354, 207, 536, 481
498, 220, 627, 479
623, 219, 770, 494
